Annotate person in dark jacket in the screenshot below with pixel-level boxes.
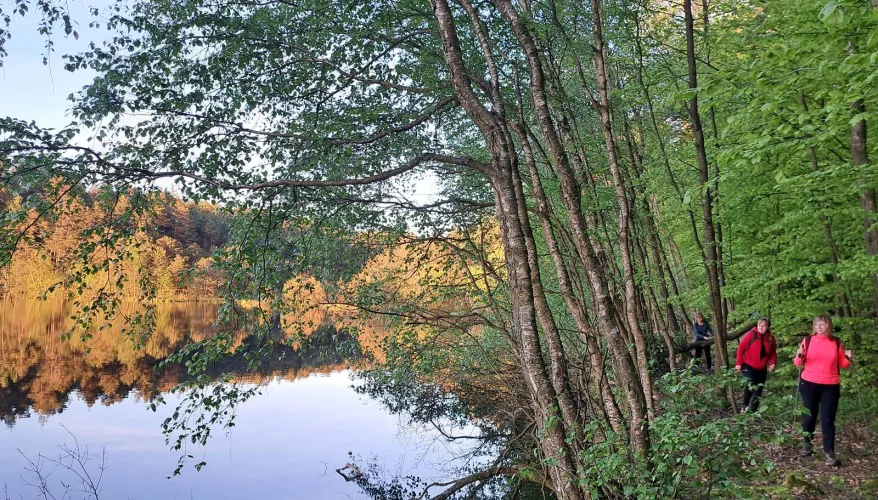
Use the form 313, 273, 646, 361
692, 312, 713, 371
735, 317, 777, 412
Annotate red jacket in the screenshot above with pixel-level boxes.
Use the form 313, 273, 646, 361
735, 328, 777, 370
794, 334, 851, 385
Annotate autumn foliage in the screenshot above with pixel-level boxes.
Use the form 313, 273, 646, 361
0, 187, 228, 300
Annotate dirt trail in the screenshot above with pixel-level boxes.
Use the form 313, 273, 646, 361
752, 423, 878, 499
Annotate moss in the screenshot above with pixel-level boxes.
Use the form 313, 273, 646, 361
743, 485, 792, 499
861, 478, 878, 495
783, 472, 824, 496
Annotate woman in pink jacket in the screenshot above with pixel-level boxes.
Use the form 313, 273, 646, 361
794, 315, 853, 466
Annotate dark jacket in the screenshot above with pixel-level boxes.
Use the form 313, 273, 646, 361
693, 321, 713, 341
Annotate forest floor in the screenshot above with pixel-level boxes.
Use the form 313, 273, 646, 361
748, 421, 878, 499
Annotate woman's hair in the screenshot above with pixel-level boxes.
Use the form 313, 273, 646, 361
812, 314, 833, 335
758, 317, 770, 328
695, 312, 704, 320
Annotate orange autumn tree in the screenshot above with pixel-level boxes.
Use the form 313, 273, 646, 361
280, 273, 336, 339
342, 218, 507, 368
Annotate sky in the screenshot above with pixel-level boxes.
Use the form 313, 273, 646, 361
0, 0, 114, 130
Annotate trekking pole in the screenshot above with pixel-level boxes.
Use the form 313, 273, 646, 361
792, 366, 802, 424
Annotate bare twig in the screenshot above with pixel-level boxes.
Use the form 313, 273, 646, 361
15, 427, 106, 500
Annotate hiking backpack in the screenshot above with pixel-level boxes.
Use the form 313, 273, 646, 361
744, 330, 773, 359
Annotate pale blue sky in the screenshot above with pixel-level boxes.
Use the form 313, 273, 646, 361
0, 0, 113, 129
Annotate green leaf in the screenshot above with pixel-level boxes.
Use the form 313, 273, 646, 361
819, 1, 844, 24
850, 112, 868, 126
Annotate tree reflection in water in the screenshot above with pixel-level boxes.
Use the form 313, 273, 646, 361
0, 300, 352, 427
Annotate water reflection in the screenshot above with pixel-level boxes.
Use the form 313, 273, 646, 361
0, 300, 473, 499
0, 300, 344, 427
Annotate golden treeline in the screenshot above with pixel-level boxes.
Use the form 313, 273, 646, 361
238, 218, 505, 363
0, 189, 227, 300
0, 301, 216, 423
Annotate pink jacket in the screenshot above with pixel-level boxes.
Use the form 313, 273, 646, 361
794, 335, 850, 385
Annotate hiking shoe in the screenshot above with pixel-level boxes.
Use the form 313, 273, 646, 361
800, 446, 813, 457
825, 452, 840, 466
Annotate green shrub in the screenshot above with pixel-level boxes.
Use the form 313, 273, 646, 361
576, 368, 791, 498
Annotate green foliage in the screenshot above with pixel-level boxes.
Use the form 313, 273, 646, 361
700, 0, 878, 330
577, 368, 787, 498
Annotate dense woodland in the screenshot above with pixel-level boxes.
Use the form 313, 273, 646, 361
1, 0, 878, 498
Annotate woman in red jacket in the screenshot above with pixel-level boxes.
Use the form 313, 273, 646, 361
735, 317, 777, 412
794, 315, 853, 466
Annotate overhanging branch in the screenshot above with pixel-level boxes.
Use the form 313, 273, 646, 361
2, 143, 490, 190
423, 465, 519, 500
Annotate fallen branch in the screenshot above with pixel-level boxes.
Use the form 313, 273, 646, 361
335, 463, 362, 482
674, 321, 756, 354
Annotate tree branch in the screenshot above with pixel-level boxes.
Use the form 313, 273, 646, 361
155, 96, 458, 146
2, 144, 489, 189
423, 466, 519, 500
674, 321, 756, 353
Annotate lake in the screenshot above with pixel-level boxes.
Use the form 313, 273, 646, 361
0, 301, 477, 499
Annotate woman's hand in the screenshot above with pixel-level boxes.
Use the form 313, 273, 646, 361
768, 364, 775, 372
796, 346, 805, 358
845, 349, 853, 360
735, 364, 742, 372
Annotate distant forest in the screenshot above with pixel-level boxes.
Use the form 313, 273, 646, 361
0, 186, 229, 300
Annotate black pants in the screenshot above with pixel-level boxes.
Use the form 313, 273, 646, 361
799, 379, 841, 454
741, 364, 767, 411
694, 344, 712, 370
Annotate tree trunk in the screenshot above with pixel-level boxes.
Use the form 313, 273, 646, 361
509, 143, 586, 454
851, 99, 878, 318
683, 0, 729, 375
516, 123, 627, 435
432, 2, 586, 496
852, 0, 878, 319
495, 0, 650, 455
494, 172, 585, 500
622, 114, 678, 368
630, 4, 702, 321
799, 95, 854, 317
589, 0, 654, 415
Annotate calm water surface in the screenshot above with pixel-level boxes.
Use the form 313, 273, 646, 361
0, 301, 472, 499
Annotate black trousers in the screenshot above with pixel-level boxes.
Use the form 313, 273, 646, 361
694, 344, 712, 370
741, 364, 767, 411
799, 379, 841, 454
